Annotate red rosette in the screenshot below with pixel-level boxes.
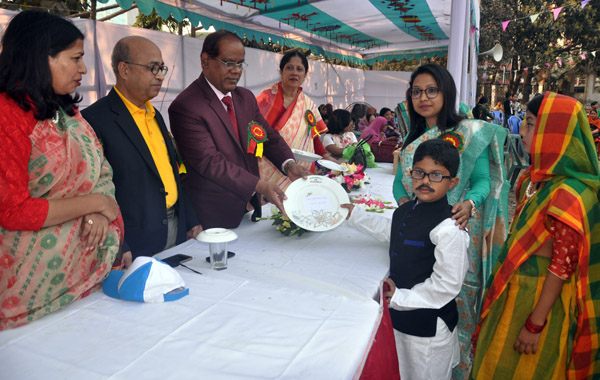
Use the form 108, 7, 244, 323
305, 110, 317, 127
249, 122, 267, 142
438, 131, 465, 154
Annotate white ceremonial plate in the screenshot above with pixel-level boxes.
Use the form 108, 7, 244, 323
283, 175, 350, 232
317, 159, 348, 172
292, 149, 322, 162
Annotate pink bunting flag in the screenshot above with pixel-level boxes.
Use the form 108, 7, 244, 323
545, 63, 551, 67
558, 60, 562, 66
502, 20, 511, 31
582, 0, 590, 8
523, 67, 528, 71
580, 54, 586, 59
553, 7, 563, 21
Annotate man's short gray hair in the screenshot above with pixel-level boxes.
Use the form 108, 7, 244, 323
111, 38, 131, 77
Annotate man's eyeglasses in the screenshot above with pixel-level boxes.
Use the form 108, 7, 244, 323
125, 62, 168, 76
213, 57, 247, 70
409, 87, 440, 99
410, 169, 452, 182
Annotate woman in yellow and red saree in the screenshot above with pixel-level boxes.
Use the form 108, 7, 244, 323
471, 92, 600, 379
256, 51, 329, 190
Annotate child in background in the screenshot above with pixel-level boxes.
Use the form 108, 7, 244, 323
322, 109, 358, 160
345, 139, 470, 380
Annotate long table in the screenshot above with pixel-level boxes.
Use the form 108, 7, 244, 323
0, 164, 397, 380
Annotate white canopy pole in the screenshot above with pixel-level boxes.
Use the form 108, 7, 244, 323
461, 1, 471, 103
447, 0, 469, 110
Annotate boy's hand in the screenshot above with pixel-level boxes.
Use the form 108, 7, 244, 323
383, 278, 396, 305
340, 203, 355, 220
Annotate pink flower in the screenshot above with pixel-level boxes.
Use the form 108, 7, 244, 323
344, 176, 355, 188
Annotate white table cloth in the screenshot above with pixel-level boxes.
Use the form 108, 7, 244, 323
0, 164, 397, 380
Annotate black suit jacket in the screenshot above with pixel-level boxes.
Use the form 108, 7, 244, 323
82, 88, 199, 259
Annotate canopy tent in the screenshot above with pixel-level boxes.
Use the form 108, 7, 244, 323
0, 1, 479, 114
96, 0, 480, 105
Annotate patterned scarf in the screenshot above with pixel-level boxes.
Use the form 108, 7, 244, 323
475, 92, 600, 378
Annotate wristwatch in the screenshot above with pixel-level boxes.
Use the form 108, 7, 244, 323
283, 160, 295, 175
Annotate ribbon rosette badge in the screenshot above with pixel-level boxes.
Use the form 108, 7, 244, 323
304, 110, 320, 137
247, 121, 268, 157
438, 131, 465, 154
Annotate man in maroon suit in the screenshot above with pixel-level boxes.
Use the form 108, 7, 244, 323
169, 31, 308, 229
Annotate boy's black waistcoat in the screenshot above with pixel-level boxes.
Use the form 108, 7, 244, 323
389, 195, 458, 337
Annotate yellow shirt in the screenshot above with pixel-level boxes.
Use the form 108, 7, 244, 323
115, 87, 178, 208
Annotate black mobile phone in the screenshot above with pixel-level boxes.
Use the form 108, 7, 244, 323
205, 251, 236, 263
161, 254, 193, 268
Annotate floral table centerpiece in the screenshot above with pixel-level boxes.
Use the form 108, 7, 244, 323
327, 163, 370, 193
350, 194, 397, 213
256, 206, 309, 237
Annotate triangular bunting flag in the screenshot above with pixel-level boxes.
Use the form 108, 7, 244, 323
523, 67, 528, 71
530, 13, 539, 23
545, 63, 551, 67
582, 0, 590, 8
502, 20, 511, 31
592, 51, 597, 57
553, 7, 563, 21
558, 60, 562, 66
580, 54, 586, 59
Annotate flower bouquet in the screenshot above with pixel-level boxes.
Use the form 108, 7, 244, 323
328, 163, 370, 193
351, 194, 397, 213
256, 206, 309, 237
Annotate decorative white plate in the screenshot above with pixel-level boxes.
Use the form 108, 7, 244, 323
292, 149, 322, 162
317, 159, 348, 172
283, 176, 350, 232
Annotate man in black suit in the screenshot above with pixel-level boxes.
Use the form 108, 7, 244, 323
503, 92, 513, 129
82, 36, 201, 267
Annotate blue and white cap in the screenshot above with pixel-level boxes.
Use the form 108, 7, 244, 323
103, 257, 189, 302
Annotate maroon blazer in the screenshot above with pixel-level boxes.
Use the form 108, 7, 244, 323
169, 74, 293, 229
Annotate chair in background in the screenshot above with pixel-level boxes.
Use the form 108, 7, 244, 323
491, 110, 504, 126
505, 134, 529, 189
507, 116, 522, 135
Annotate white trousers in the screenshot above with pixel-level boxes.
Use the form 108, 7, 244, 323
394, 317, 460, 380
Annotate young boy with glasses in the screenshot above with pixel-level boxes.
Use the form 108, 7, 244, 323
345, 139, 470, 380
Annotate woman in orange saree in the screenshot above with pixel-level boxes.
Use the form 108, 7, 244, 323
256, 51, 330, 190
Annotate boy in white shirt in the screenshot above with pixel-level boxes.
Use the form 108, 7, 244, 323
345, 139, 470, 380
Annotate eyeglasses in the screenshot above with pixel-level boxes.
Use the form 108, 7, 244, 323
409, 87, 440, 99
213, 57, 247, 70
410, 169, 452, 182
125, 62, 168, 76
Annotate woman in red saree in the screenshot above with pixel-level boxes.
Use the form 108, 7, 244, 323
256, 51, 330, 190
0, 11, 123, 330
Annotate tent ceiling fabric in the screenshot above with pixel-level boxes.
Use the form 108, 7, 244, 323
99, 0, 458, 64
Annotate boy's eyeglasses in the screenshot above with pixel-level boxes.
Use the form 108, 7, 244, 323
409, 87, 440, 99
410, 169, 452, 182
124, 62, 168, 76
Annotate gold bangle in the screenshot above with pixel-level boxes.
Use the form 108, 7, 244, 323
467, 199, 476, 217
